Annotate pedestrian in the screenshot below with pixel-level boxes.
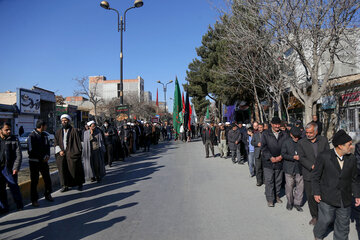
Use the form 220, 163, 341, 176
261, 116, 288, 207
18, 126, 24, 137
251, 123, 264, 186
281, 126, 303, 212
0, 122, 23, 213
54, 114, 85, 192
247, 127, 255, 177
83, 121, 106, 183
313, 130, 360, 240
227, 123, 242, 164
298, 122, 330, 226
218, 123, 228, 158
180, 124, 185, 142
101, 120, 116, 167
143, 122, 152, 152
237, 122, 247, 163
202, 123, 216, 158
28, 120, 53, 207
311, 115, 323, 136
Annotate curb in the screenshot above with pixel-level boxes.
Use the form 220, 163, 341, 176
7, 170, 60, 210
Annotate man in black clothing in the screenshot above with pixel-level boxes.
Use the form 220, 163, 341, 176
237, 122, 248, 163
251, 123, 264, 186
298, 122, 329, 226
0, 122, 23, 213
28, 120, 53, 207
101, 120, 116, 167
281, 126, 303, 212
313, 130, 360, 240
202, 124, 216, 158
311, 115, 323, 136
261, 117, 288, 207
143, 122, 152, 152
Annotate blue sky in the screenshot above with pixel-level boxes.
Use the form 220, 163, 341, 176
0, 0, 224, 111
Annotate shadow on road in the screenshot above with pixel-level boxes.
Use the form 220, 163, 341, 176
0, 141, 176, 240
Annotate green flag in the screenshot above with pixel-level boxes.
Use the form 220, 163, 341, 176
205, 105, 210, 121
173, 77, 182, 139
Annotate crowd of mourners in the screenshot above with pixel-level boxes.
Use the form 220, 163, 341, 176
0, 114, 172, 212
2, 112, 360, 239
199, 115, 360, 239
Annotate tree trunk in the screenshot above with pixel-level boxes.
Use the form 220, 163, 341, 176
254, 101, 260, 122
276, 96, 282, 120
282, 94, 290, 123
253, 86, 263, 122
304, 100, 313, 126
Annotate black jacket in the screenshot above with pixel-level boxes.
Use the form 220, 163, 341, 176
28, 130, 50, 161
261, 129, 288, 170
251, 131, 263, 159
100, 125, 116, 145
0, 135, 22, 172
227, 128, 242, 151
202, 127, 217, 145
312, 149, 360, 208
281, 138, 301, 175
298, 135, 329, 181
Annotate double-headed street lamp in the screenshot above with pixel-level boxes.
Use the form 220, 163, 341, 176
157, 80, 173, 113
100, 0, 144, 105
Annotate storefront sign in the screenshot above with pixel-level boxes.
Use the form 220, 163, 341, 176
321, 96, 337, 110
17, 88, 40, 115
341, 91, 360, 105
116, 105, 130, 122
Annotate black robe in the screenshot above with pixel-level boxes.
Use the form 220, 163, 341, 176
54, 127, 85, 187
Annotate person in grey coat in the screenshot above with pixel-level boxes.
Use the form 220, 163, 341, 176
251, 123, 264, 186
227, 123, 242, 164
298, 122, 330, 226
281, 126, 304, 212
83, 121, 106, 183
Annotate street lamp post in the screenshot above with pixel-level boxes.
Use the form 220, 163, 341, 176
100, 0, 143, 105
157, 80, 173, 114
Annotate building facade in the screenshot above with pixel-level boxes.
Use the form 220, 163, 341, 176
89, 75, 144, 102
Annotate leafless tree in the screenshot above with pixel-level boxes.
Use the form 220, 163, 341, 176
124, 94, 157, 121
259, 0, 360, 124
219, 0, 360, 125
74, 76, 103, 123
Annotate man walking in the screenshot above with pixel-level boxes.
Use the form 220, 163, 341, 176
298, 122, 329, 225
261, 117, 288, 207
202, 123, 216, 158
101, 120, 116, 167
281, 126, 303, 212
54, 114, 85, 192
0, 122, 23, 213
228, 123, 242, 164
313, 130, 360, 240
251, 123, 264, 186
218, 124, 228, 158
83, 121, 106, 183
28, 120, 53, 207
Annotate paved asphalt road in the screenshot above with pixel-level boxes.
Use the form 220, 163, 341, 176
1, 139, 360, 240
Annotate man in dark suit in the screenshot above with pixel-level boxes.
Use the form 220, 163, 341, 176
313, 130, 360, 240
251, 123, 264, 186
202, 123, 216, 158
261, 117, 288, 207
298, 122, 330, 226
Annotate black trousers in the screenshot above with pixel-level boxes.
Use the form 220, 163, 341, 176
304, 180, 318, 218
205, 140, 214, 157
29, 160, 52, 202
263, 167, 283, 202
314, 201, 351, 240
255, 155, 263, 184
105, 144, 113, 166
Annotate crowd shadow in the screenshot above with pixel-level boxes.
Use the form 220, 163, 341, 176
0, 140, 175, 239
